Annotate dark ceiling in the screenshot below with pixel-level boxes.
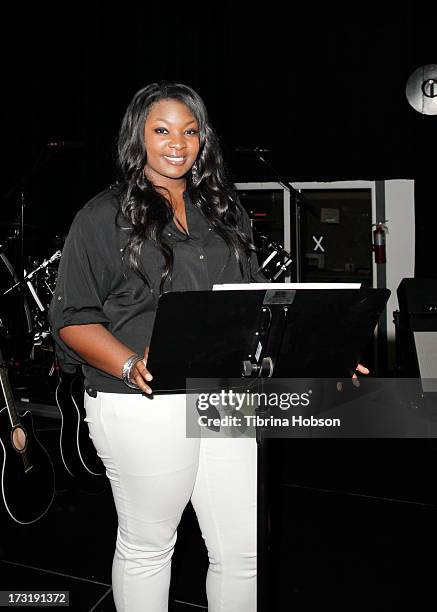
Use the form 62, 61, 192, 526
3, 4, 436, 275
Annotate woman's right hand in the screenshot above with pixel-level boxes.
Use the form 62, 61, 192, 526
129, 347, 153, 395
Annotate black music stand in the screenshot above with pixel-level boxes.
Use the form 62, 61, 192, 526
146, 287, 390, 611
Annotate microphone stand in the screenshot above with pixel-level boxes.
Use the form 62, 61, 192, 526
3, 145, 59, 279
2, 251, 62, 297
251, 148, 305, 282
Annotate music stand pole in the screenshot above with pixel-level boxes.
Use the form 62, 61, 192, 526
256, 385, 271, 612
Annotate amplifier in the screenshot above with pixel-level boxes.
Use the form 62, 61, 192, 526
396, 278, 437, 390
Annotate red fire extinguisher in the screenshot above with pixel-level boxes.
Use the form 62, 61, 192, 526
372, 221, 388, 264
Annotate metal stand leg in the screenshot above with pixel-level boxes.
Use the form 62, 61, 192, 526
257, 417, 270, 610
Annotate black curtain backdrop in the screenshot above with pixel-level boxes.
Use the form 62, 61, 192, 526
3, 4, 436, 277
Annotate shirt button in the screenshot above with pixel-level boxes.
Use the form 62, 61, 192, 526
57, 296, 62, 301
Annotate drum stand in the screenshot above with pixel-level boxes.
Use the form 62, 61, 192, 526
1, 145, 62, 355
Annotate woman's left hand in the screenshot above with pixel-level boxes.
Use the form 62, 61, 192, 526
353, 363, 369, 378
337, 363, 370, 391
352, 363, 369, 386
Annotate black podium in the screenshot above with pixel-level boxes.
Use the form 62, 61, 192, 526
147, 286, 390, 610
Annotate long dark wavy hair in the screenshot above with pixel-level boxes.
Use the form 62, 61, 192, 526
117, 81, 254, 292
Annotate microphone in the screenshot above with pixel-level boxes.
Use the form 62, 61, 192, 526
46, 141, 84, 149
234, 146, 270, 153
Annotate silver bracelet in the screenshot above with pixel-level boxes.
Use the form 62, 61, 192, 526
122, 354, 143, 389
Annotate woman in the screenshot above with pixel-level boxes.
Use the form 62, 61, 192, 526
49, 81, 260, 611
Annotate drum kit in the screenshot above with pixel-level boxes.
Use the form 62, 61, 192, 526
255, 233, 293, 281
0, 221, 63, 372
0, 226, 292, 333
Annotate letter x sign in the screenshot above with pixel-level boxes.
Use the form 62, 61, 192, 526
312, 235, 325, 252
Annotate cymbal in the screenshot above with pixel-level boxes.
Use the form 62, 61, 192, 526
0, 221, 42, 231
0, 223, 64, 255
406, 64, 437, 115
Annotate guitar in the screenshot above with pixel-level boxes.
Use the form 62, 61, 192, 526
55, 370, 104, 478
0, 355, 55, 524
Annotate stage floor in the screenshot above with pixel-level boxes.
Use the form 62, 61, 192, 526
1, 413, 437, 611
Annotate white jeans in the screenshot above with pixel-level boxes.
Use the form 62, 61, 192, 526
84, 392, 257, 612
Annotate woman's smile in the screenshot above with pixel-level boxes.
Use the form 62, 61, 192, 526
143, 99, 200, 187
163, 155, 187, 165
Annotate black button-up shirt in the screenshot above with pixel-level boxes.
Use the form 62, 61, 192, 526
49, 184, 264, 393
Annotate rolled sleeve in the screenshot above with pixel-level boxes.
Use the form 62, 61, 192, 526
48, 207, 112, 371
